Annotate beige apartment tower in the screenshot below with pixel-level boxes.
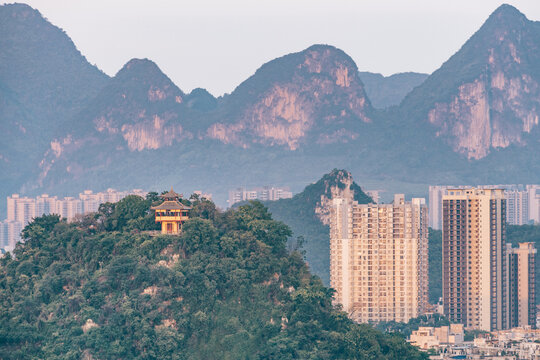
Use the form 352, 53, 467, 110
508, 242, 536, 328
330, 194, 429, 323
442, 188, 508, 331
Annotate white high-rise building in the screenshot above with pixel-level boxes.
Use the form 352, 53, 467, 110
330, 193, 429, 323
7, 194, 37, 225
228, 186, 293, 206
55, 197, 82, 222
6, 194, 18, 221
2, 188, 148, 252
0, 220, 23, 251
15, 196, 36, 226
527, 185, 540, 224
79, 190, 101, 214
505, 189, 529, 225
36, 194, 57, 217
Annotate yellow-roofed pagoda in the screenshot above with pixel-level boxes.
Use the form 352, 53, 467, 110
151, 188, 191, 235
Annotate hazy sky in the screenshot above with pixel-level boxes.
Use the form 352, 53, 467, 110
6, 0, 540, 96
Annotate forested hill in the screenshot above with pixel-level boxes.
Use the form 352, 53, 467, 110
0, 194, 425, 359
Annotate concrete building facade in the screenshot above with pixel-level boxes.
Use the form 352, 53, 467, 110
330, 194, 429, 323
508, 242, 536, 329
430, 185, 540, 229
442, 188, 508, 331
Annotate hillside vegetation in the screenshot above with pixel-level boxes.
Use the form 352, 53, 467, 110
0, 194, 426, 359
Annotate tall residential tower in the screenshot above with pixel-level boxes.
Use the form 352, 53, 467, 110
330, 194, 428, 323
442, 188, 508, 331
508, 242, 536, 328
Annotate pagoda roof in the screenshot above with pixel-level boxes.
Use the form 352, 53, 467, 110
161, 187, 182, 200
151, 200, 192, 211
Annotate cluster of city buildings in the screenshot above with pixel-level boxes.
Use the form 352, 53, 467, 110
410, 325, 540, 359
409, 323, 465, 349
429, 185, 540, 228
228, 186, 293, 206
330, 188, 536, 334
0, 189, 146, 251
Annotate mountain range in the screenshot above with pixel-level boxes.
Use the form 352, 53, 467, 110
1, 3, 540, 210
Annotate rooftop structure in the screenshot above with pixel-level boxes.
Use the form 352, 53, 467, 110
151, 188, 191, 235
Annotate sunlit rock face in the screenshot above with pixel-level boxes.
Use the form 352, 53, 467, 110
207, 45, 372, 149
37, 58, 188, 182
90, 58, 187, 151
427, 53, 540, 160
414, 5, 540, 159
121, 114, 189, 152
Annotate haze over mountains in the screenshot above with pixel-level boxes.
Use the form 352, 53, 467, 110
1, 3, 540, 209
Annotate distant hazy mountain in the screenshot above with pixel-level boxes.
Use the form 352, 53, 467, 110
2, 3, 540, 210
33, 43, 383, 202
358, 72, 428, 108
0, 3, 108, 202
400, 4, 540, 161
208, 44, 374, 150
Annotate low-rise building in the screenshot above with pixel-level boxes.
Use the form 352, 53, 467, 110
409, 324, 464, 349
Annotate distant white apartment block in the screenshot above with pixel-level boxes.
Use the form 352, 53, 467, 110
228, 186, 293, 206
528, 185, 540, 224
0, 220, 23, 252
2, 188, 147, 252
429, 184, 540, 229
192, 191, 213, 201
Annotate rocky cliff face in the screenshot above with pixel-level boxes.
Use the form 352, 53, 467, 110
314, 170, 355, 225
86, 58, 188, 152
402, 4, 540, 160
208, 45, 372, 150
36, 58, 190, 185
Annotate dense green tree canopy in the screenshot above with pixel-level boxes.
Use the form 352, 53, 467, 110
0, 197, 426, 359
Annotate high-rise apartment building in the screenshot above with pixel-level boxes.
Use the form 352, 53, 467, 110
442, 188, 508, 331
505, 189, 529, 225
7, 194, 36, 225
79, 190, 101, 214
228, 186, 293, 206
55, 197, 82, 222
527, 185, 540, 224
36, 194, 58, 217
430, 185, 540, 229
2, 189, 148, 252
330, 194, 429, 323
508, 242, 536, 329
0, 220, 23, 251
